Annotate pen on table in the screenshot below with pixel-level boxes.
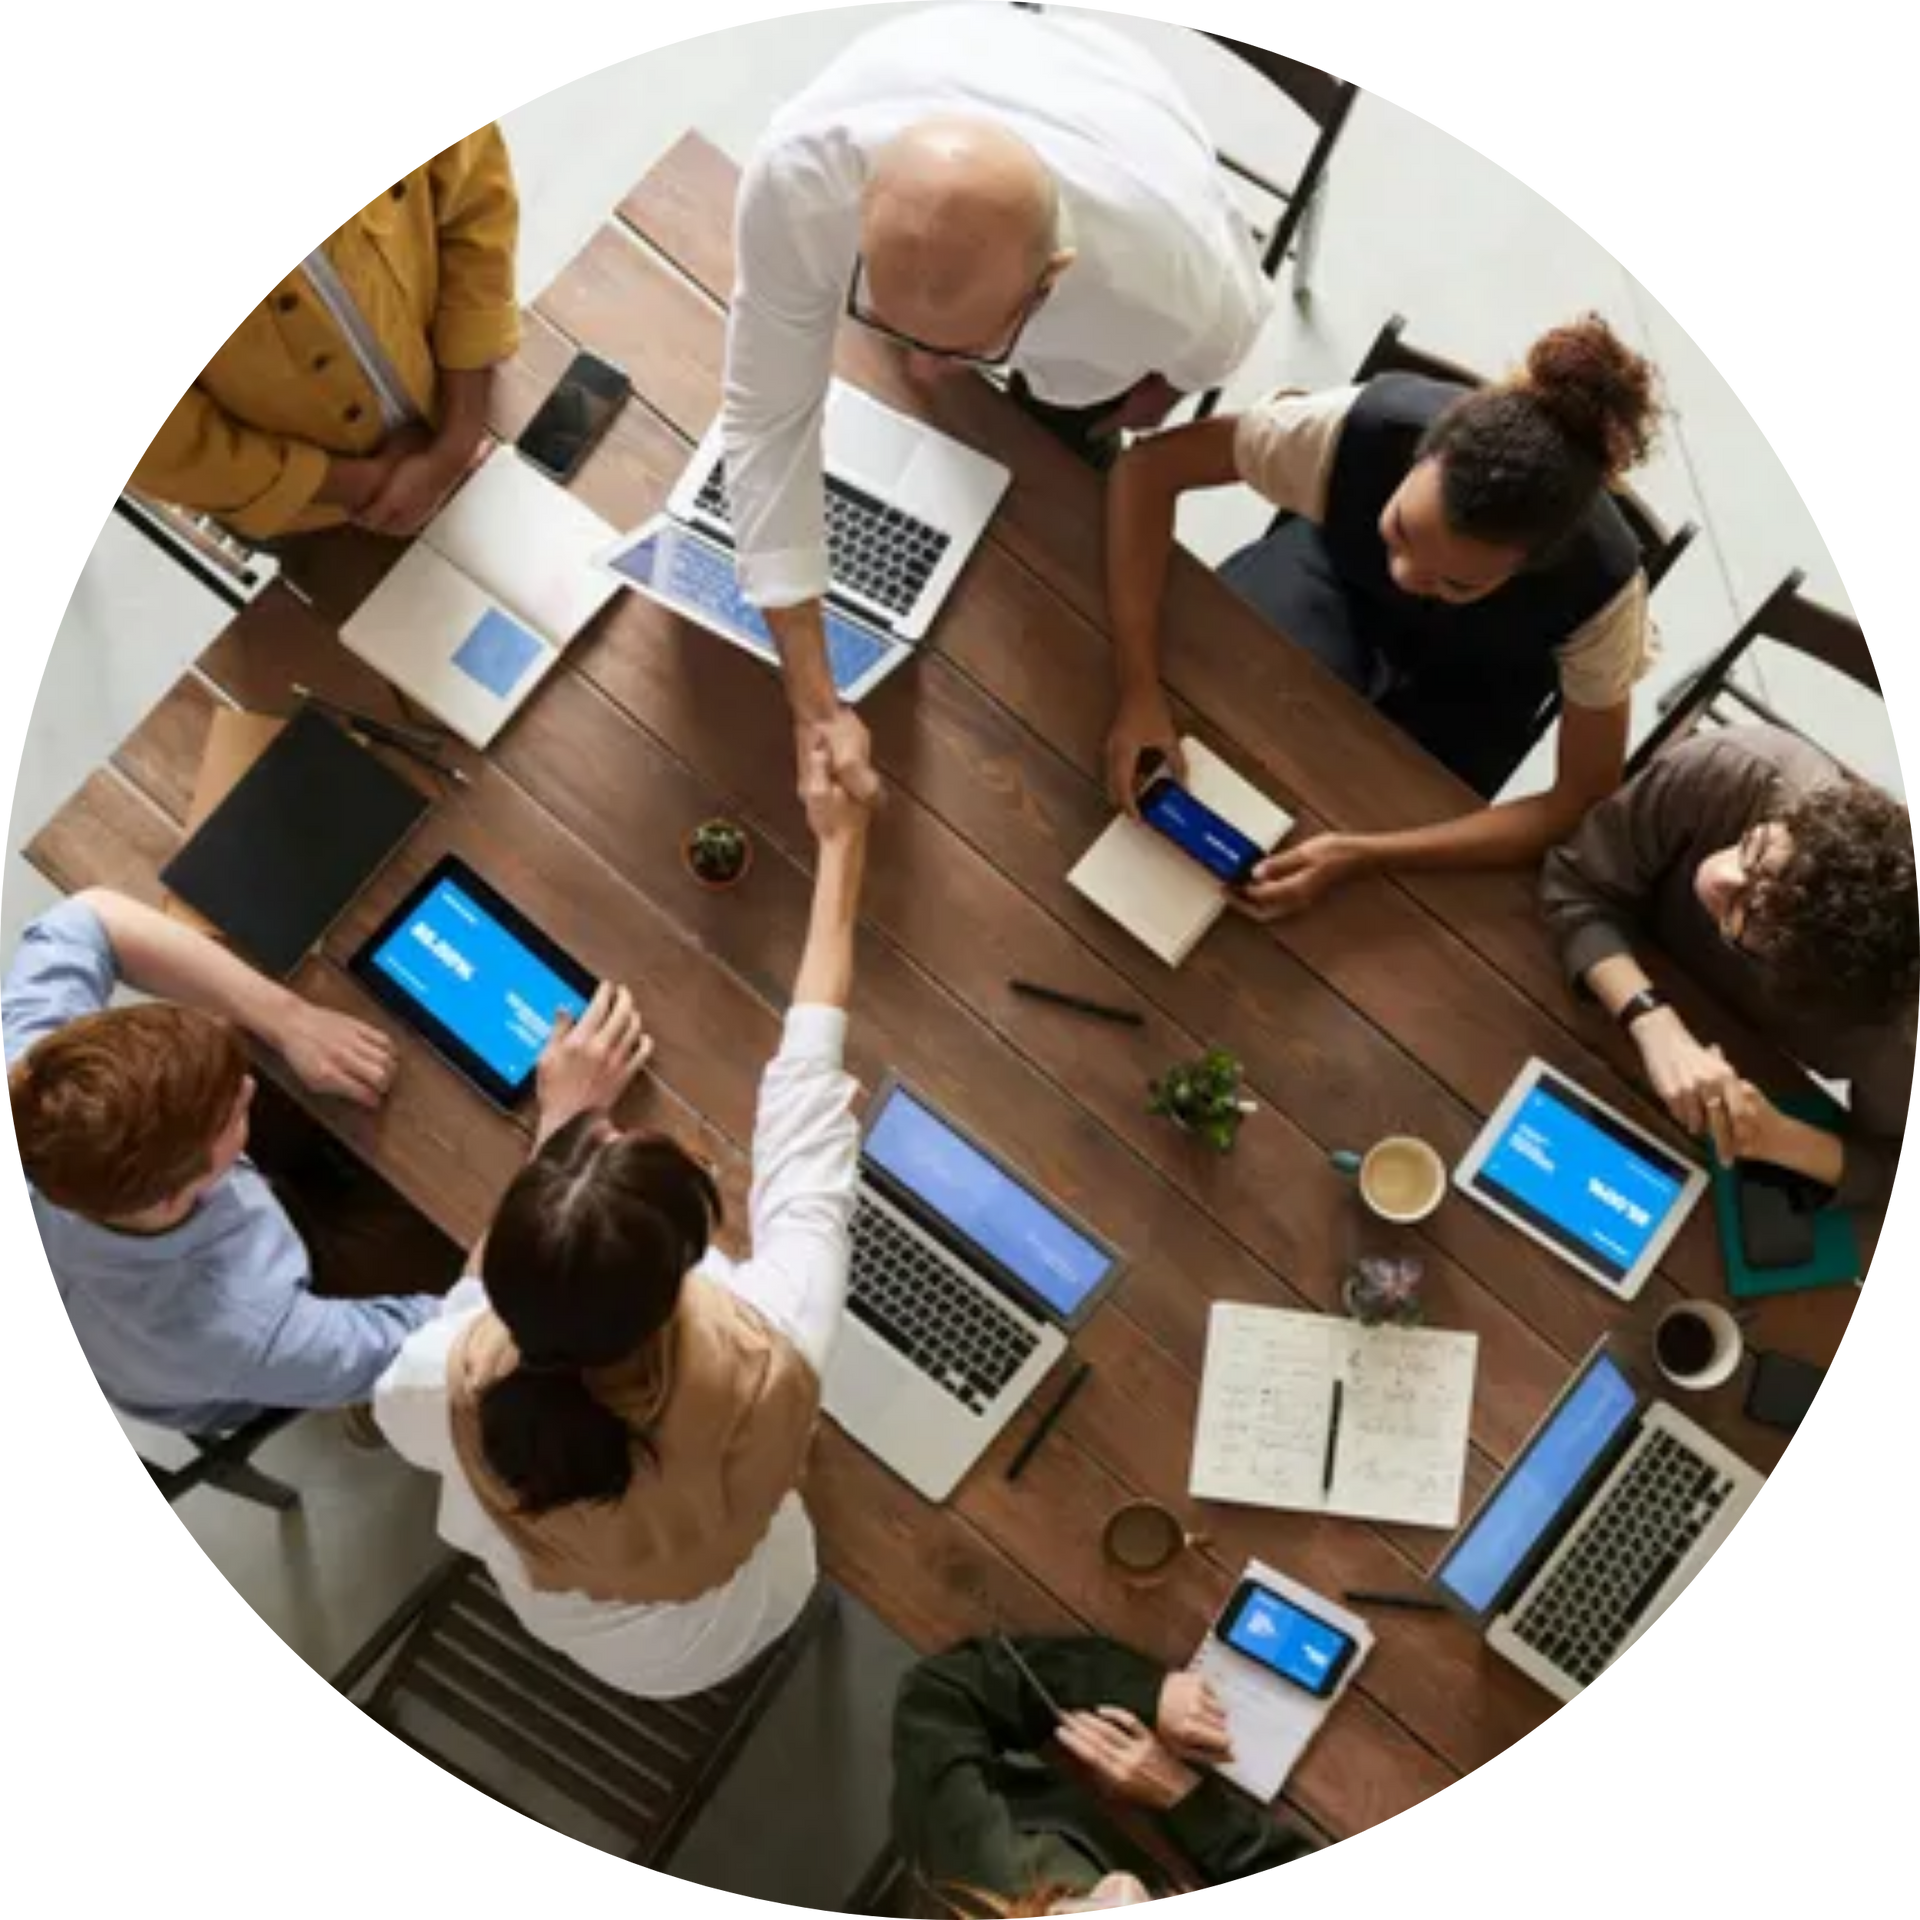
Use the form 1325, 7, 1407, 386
1008, 978, 1145, 1028
1343, 1590, 1449, 1613
1005, 1359, 1094, 1482
292, 685, 470, 785
1321, 1378, 1344, 1496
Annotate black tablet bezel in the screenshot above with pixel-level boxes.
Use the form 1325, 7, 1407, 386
347, 853, 598, 1110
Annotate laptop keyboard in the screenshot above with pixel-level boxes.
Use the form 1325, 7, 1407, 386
639, 529, 900, 695
694, 464, 951, 619
1511, 1428, 1736, 1689
847, 1198, 1040, 1416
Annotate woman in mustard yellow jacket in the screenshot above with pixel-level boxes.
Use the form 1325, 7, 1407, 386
132, 124, 521, 542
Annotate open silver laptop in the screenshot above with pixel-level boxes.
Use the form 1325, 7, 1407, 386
1430, 1341, 1763, 1701
598, 380, 1010, 703
824, 1078, 1124, 1504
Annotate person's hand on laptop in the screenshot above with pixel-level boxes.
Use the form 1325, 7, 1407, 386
280, 1002, 399, 1108
1233, 831, 1367, 922
533, 983, 655, 1144
1057, 1706, 1200, 1812
1155, 1671, 1234, 1764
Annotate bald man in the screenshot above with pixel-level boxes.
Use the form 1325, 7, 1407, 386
724, 5, 1269, 797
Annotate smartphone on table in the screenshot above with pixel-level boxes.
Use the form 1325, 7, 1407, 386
1213, 1579, 1359, 1699
1135, 762, 1263, 886
516, 350, 631, 483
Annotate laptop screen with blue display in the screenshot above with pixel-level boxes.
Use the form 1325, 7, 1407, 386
864, 1087, 1117, 1321
1434, 1349, 1641, 1617
604, 522, 900, 697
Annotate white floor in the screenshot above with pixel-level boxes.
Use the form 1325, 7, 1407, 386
3, 3, 1897, 1897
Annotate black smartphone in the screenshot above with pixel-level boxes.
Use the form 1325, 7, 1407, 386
1737, 1162, 1822, 1270
1743, 1349, 1825, 1434
1213, 1578, 1359, 1699
1136, 767, 1262, 885
515, 350, 630, 483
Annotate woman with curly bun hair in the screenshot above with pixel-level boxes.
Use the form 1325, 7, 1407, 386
1105, 314, 1665, 916
1542, 725, 1915, 1211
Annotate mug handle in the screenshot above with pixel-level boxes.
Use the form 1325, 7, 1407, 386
1329, 1150, 1364, 1177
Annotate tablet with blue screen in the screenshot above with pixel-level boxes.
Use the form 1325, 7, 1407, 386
1453, 1058, 1705, 1300
348, 855, 598, 1108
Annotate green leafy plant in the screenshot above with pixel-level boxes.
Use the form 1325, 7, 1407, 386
684, 818, 752, 888
1342, 1255, 1426, 1327
1148, 1048, 1255, 1154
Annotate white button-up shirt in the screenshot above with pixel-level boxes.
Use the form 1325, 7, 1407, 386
373, 1005, 860, 1700
723, 5, 1270, 608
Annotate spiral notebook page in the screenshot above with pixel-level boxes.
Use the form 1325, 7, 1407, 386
1190, 1305, 1478, 1529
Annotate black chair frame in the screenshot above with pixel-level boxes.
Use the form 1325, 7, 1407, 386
142, 1405, 302, 1511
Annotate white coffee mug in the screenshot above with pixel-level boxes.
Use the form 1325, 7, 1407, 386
1331, 1136, 1447, 1225
1653, 1300, 1743, 1391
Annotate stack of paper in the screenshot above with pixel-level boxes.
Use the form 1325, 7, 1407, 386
1067, 737, 1293, 967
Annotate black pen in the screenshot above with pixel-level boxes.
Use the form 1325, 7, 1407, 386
1009, 978, 1145, 1028
1321, 1379, 1344, 1496
292, 685, 470, 786
1005, 1360, 1093, 1481
1343, 1590, 1449, 1613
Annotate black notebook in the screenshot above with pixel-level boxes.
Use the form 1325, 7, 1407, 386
160, 707, 433, 978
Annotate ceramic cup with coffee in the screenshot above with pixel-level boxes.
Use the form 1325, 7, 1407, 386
1653, 1300, 1743, 1391
1330, 1136, 1448, 1225
1101, 1500, 1199, 1585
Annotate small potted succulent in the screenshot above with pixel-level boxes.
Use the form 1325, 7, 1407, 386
682, 818, 754, 891
1148, 1048, 1256, 1154
1342, 1254, 1426, 1327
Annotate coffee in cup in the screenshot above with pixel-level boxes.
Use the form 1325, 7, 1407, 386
1653, 1300, 1742, 1391
1101, 1500, 1193, 1583
1332, 1136, 1447, 1224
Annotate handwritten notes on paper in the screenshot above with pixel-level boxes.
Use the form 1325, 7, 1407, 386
1190, 1304, 1477, 1529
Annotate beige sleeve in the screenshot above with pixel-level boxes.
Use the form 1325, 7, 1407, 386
1555, 571, 1653, 710
1231, 384, 1361, 522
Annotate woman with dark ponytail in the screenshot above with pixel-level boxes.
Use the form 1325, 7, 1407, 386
1104, 314, 1665, 915
374, 741, 873, 1697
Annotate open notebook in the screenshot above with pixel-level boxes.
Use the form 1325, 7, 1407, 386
341, 446, 617, 749
1067, 738, 1293, 967
1190, 1304, 1478, 1530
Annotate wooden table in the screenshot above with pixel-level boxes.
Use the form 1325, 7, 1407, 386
29, 135, 1864, 1846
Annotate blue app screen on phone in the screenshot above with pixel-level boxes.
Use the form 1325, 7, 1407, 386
1138, 778, 1262, 884
1225, 1586, 1352, 1695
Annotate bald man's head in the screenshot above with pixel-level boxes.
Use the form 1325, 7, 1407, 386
857, 116, 1073, 361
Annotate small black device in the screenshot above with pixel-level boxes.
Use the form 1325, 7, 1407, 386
1135, 766, 1262, 885
1214, 1578, 1360, 1699
515, 350, 630, 483
1743, 1349, 1825, 1434
348, 853, 600, 1109
1736, 1161, 1824, 1270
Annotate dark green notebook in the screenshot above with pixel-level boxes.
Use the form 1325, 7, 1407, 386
1708, 1089, 1861, 1297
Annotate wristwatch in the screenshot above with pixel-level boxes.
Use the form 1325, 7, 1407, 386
1614, 985, 1668, 1032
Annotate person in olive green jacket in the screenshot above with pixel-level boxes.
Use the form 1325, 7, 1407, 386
891, 1635, 1313, 1913
132, 125, 520, 542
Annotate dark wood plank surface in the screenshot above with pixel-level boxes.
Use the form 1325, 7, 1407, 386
21, 132, 1867, 1845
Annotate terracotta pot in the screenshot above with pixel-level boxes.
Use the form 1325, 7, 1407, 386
682, 823, 754, 891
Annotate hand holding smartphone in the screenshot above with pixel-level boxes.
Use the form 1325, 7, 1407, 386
1134, 758, 1263, 886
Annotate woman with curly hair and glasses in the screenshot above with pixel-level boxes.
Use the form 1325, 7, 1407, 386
1540, 724, 1916, 1211
1104, 314, 1665, 917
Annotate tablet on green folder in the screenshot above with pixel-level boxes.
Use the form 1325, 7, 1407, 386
1709, 1090, 1861, 1297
